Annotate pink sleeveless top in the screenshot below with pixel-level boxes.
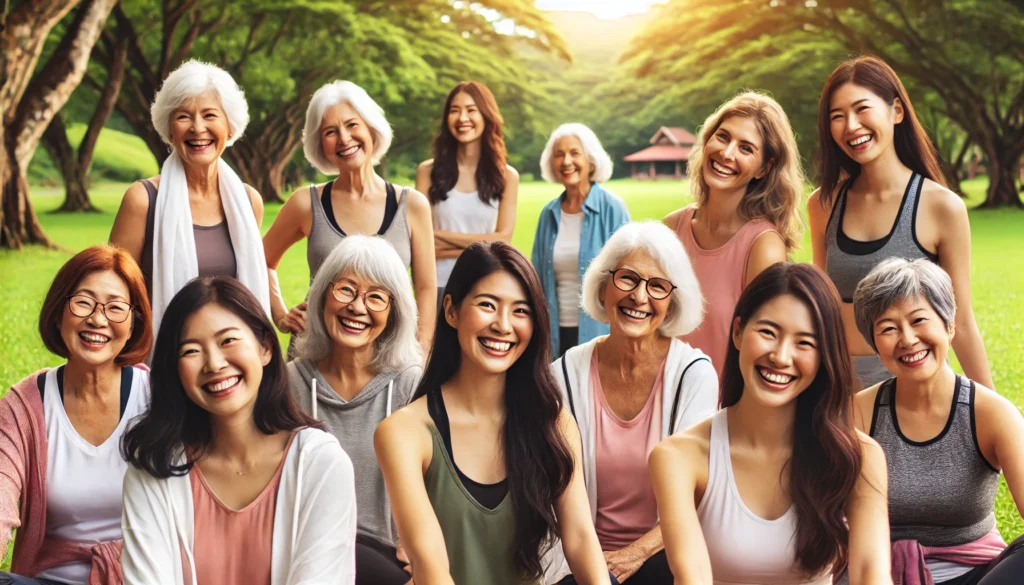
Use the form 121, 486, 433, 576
592, 352, 664, 550
675, 205, 777, 380
188, 433, 295, 585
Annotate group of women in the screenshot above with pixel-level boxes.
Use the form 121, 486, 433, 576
1, 53, 1021, 585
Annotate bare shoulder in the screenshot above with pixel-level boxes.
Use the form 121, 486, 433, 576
505, 164, 520, 179
807, 187, 830, 215
244, 184, 264, 212
119, 180, 153, 217
418, 159, 435, 172
750, 229, 787, 253
662, 207, 687, 231
655, 417, 712, 463
282, 184, 314, 213
403, 186, 432, 214
853, 383, 883, 428
856, 429, 887, 475
921, 179, 968, 220
973, 381, 1022, 425
376, 396, 432, 446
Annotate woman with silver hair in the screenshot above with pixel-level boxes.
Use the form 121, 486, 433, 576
532, 123, 630, 357
110, 59, 269, 337
288, 235, 422, 585
548, 221, 718, 585
264, 80, 436, 351
852, 258, 1024, 585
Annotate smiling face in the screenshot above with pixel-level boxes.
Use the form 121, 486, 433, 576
702, 115, 770, 194
445, 270, 534, 376
322, 271, 391, 354
59, 270, 134, 368
551, 135, 592, 189
447, 91, 485, 144
177, 303, 271, 420
168, 91, 231, 167
601, 250, 674, 341
829, 82, 904, 165
320, 101, 375, 172
733, 294, 820, 409
872, 295, 953, 383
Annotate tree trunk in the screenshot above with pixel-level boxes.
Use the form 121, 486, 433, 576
1, 142, 53, 249
42, 114, 97, 212
979, 146, 1024, 208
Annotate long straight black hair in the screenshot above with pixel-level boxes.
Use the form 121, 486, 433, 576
720, 263, 862, 577
414, 241, 572, 580
121, 277, 321, 478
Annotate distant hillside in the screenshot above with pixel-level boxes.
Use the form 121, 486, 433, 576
28, 124, 159, 186
545, 10, 654, 70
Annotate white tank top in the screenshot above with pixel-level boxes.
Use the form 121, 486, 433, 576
696, 410, 832, 585
553, 211, 583, 327
37, 366, 150, 585
432, 189, 499, 286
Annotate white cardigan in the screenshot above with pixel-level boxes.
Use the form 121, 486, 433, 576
544, 336, 719, 582
121, 427, 357, 585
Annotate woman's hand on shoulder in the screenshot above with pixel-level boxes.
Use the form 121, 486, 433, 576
110, 179, 156, 264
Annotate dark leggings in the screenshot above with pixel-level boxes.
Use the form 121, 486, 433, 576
356, 537, 409, 585
557, 550, 672, 585
0, 575, 65, 585
940, 534, 1024, 585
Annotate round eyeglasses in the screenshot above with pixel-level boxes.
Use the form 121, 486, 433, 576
66, 295, 134, 323
331, 282, 392, 312
608, 269, 676, 300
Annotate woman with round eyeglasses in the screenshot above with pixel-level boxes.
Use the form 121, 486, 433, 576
1, 246, 153, 585
289, 236, 422, 585
548, 222, 717, 585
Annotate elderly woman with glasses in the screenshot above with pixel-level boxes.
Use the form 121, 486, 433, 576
287, 235, 422, 585
547, 222, 718, 585
851, 258, 1024, 585
0, 246, 153, 585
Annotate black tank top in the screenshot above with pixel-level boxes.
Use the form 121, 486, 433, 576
427, 390, 509, 510
320, 180, 399, 236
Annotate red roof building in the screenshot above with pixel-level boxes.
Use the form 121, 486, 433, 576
623, 126, 696, 180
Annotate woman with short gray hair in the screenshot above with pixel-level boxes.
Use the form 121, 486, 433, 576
263, 80, 436, 352
851, 258, 1024, 585
532, 123, 630, 356
548, 222, 718, 585
287, 235, 421, 585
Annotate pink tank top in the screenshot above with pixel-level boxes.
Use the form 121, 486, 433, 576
188, 433, 295, 585
592, 352, 664, 550
675, 205, 777, 380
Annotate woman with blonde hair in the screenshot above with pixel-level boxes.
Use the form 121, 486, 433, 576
664, 91, 804, 378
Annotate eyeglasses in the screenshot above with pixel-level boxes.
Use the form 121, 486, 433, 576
608, 268, 676, 300
331, 282, 392, 312
66, 295, 135, 323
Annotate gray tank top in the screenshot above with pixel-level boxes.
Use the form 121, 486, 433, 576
139, 179, 237, 294
870, 375, 1000, 546
825, 172, 937, 302
306, 182, 412, 283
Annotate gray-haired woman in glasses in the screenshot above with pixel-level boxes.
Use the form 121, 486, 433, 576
547, 222, 719, 585
287, 235, 422, 585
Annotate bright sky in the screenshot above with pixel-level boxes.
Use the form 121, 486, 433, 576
535, 0, 668, 19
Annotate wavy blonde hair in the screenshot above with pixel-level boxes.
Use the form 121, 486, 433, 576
688, 91, 805, 249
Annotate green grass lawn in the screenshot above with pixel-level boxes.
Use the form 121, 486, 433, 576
1, 177, 1021, 539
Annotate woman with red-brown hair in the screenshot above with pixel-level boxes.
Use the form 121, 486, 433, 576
0, 245, 153, 585
808, 55, 993, 389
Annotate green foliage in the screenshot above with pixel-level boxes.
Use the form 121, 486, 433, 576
26, 124, 159, 185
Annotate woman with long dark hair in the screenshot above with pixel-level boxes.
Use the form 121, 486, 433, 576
808, 55, 992, 389
650, 263, 891, 585
120, 277, 356, 585
417, 81, 520, 309
374, 242, 609, 585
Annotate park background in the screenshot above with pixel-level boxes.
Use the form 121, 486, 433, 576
1, 0, 1022, 543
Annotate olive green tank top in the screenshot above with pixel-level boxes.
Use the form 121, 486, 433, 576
425, 424, 538, 585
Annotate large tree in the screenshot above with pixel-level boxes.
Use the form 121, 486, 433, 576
624, 0, 1024, 207
1, 0, 118, 249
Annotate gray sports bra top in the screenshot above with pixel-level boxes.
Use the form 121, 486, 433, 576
825, 172, 937, 302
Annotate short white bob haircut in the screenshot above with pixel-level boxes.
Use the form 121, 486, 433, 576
150, 59, 249, 148
582, 221, 704, 337
303, 80, 394, 175
296, 235, 421, 371
540, 123, 613, 184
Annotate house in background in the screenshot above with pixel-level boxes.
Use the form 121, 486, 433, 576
623, 126, 696, 180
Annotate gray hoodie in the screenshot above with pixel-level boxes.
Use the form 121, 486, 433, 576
287, 358, 421, 547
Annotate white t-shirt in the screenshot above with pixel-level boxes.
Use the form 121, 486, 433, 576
433, 189, 499, 286
553, 211, 584, 327
37, 365, 149, 585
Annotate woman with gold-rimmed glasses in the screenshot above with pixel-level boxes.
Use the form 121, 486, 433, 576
287, 235, 422, 585
547, 222, 718, 585
1, 245, 153, 585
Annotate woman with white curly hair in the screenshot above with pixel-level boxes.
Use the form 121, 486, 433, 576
110, 59, 269, 337
532, 123, 630, 357
547, 221, 718, 585
263, 80, 436, 351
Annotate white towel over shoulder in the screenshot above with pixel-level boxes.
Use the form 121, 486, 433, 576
150, 152, 270, 336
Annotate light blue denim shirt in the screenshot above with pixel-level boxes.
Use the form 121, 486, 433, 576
531, 182, 631, 353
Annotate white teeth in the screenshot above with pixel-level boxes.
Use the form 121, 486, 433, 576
207, 376, 239, 392
848, 135, 872, 146
710, 160, 736, 175
480, 339, 512, 352
80, 332, 109, 343
186, 140, 213, 147
900, 350, 928, 363
338, 145, 359, 156
758, 367, 795, 385
620, 307, 648, 319
341, 318, 368, 330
